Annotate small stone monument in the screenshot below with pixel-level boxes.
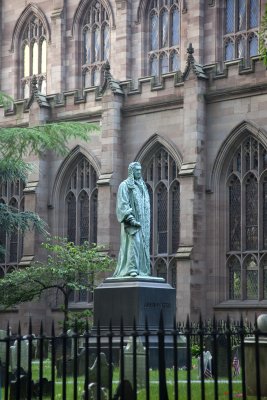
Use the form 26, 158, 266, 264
83, 352, 112, 399
205, 335, 228, 377
198, 351, 212, 379
0, 330, 6, 363
123, 337, 145, 388
10, 339, 29, 373
245, 314, 267, 396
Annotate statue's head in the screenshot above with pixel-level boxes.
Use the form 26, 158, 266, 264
128, 162, 142, 181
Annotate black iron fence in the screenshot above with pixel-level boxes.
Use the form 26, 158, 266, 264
0, 314, 265, 400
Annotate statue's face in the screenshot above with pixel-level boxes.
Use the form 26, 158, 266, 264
133, 165, 142, 180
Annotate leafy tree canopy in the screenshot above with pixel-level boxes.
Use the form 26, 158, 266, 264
0, 237, 113, 321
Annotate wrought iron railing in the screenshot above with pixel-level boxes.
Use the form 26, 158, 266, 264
0, 314, 265, 400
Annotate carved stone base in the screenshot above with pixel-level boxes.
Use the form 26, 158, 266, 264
93, 277, 176, 331
92, 278, 187, 368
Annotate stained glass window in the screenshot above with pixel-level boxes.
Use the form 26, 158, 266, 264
82, 0, 110, 87
0, 180, 24, 269
65, 156, 98, 303
229, 175, 241, 251
224, 0, 259, 62
143, 146, 180, 286
245, 256, 258, 300
21, 16, 47, 98
228, 256, 241, 300
245, 174, 258, 250
148, 0, 181, 76
227, 136, 267, 300
157, 184, 168, 254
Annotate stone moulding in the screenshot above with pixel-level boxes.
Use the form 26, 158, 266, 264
135, 133, 183, 170
10, 3, 51, 52
176, 246, 193, 260
23, 181, 39, 194
71, 0, 116, 37
50, 144, 101, 209
209, 120, 267, 194
179, 162, 196, 176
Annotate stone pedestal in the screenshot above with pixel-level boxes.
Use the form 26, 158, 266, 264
93, 277, 176, 331
244, 336, 267, 396
91, 277, 187, 368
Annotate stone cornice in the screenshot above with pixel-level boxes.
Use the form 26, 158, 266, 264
206, 82, 267, 103
122, 98, 183, 117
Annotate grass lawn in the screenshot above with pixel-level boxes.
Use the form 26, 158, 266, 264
1, 358, 266, 399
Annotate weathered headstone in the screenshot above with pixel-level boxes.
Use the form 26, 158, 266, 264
198, 351, 212, 378
205, 335, 228, 377
83, 352, 113, 399
113, 380, 135, 400
9, 374, 29, 400
10, 339, 29, 373
123, 337, 145, 388
33, 377, 53, 397
0, 330, 6, 363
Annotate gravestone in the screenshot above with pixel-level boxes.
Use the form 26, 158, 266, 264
113, 380, 135, 400
35, 338, 49, 359
123, 337, 145, 388
0, 330, 6, 363
33, 377, 53, 397
83, 352, 113, 399
9, 374, 29, 400
205, 335, 228, 377
198, 351, 212, 379
10, 339, 29, 373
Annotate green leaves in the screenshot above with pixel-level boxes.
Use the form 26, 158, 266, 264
0, 237, 113, 317
0, 203, 48, 234
0, 159, 33, 183
259, 7, 267, 66
0, 113, 99, 241
0, 92, 13, 111
0, 121, 99, 159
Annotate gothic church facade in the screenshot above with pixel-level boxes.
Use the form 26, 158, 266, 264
0, 0, 267, 329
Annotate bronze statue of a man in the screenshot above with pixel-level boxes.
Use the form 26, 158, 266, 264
113, 162, 151, 277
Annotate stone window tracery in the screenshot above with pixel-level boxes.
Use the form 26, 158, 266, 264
82, 1, 110, 87
64, 156, 98, 303
143, 147, 180, 286
227, 136, 267, 300
148, 0, 181, 77
224, 0, 259, 62
0, 180, 25, 275
21, 16, 47, 99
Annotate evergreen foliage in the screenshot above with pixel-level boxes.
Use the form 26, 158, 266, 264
0, 91, 99, 245
259, 6, 267, 66
0, 91, 13, 111
0, 237, 113, 321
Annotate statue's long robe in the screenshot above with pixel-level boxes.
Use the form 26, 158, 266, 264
113, 179, 150, 277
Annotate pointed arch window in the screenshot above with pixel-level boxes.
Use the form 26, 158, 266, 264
227, 136, 267, 300
64, 156, 98, 303
65, 156, 98, 245
143, 146, 180, 286
223, 0, 259, 62
0, 180, 25, 272
82, 1, 110, 88
21, 16, 47, 99
148, 0, 181, 77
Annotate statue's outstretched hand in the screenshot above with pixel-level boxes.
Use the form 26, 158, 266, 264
131, 220, 141, 228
